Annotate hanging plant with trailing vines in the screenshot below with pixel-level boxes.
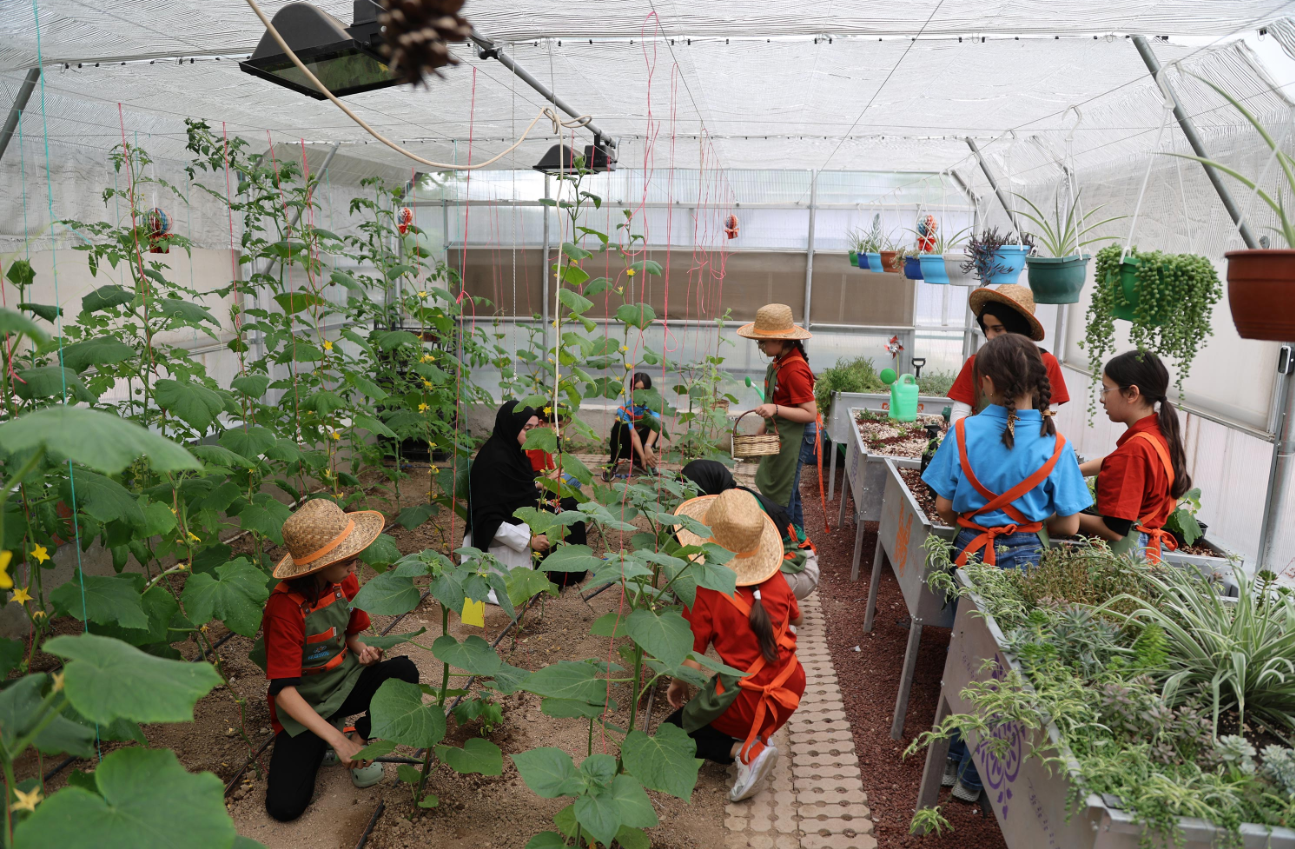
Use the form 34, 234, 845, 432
1082, 244, 1221, 419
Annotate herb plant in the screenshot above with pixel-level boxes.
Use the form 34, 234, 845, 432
1013, 190, 1123, 258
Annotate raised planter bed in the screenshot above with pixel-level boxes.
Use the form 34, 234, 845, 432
861, 458, 956, 740
1050, 533, 1242, 597
916, 570, 1295, 849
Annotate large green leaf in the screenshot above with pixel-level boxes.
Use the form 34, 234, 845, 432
181, 558, 271, 637
13, 366, 96, 403
154, 379, 226, 433
610, 774, 658, 828
521, 427, 558, 454
362, 628, 427, 652
622, 609, 693, 668
540, 545, 604, 574
82, 285, 133, 313
6, 260, 35, 288
354, 414, 396, 439
0, 308, 49, 342
13, 748, 235, 849
92, 584, 179, 648
57, 337, 137, 373
395, 503, 436, 530
352, 571, 420, 616
60, 470, 145, 529
152, 298, 217, 326
558, 288, 594, 315
377, 330, 420, 351
0, 675, 96, 757
235, 495, 292, 545
512, 747, 580, 798
44, 633, 222, 724
621, 722, 701, 799
616, 302, 657, 330
19, 302, 61, 323
229, 374, 270, 398
343, 372, 388, 401
189, 444, 255, 470
369, 679, 446, 748
358, 533, 400, 568
520, 661, 608, 704
431, 635, 501, 676
218, 425, 277, 460
273, 292, 328, 314
51, 574, 149, 631
434, 738, 503, 776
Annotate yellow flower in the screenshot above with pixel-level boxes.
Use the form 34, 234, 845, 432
421, 354, 436, 363
29, 545, 49, 566
544, 406, 553, 415
187, 531, 200, 544
31, 610, 45, 621
51, 671, 63, 692
619, 346, 628, 353
625, 363, 634, 371
176, 563, 188, 571
323, 340, 333, 351
0, 552, 10, 591
11, 587, 31, 605
422, 379, 432, 389
418, 403, 429, 413
200, 624, 209, 633
10, 787, 41, 813
626, 268, 636, 277
418, 291, 427, 298
330, 430, 341, 441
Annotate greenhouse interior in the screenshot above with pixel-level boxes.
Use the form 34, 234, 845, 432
6, 1, 1295, 847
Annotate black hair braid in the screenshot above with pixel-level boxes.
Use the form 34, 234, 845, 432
748, 593, 780, 664
1034, 360, 1056, 438
975, 333, 1052, 449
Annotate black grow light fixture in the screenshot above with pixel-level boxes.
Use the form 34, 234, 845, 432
240, 1, 396, 99
533, 134, 617, 174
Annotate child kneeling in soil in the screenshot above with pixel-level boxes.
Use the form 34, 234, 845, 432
260, 499, 420, 822
920, 333, 1090, 803
665, 488, 806, 803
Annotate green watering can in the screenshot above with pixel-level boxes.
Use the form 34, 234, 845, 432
879, 368, 919, 422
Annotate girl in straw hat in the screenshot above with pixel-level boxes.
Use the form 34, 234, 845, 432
737, 303, 818, 532
947, 283, 1070, 423
665, 488, 806, 802
261, 498, 420, 821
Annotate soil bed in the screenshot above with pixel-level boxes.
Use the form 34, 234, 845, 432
854, 411, 947, 458
898, 468, 950, 528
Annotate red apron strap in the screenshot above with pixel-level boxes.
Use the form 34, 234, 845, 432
1127, 432, 1179, 563
953, 419, 1067, 567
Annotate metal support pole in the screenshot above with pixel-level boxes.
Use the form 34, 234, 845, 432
1132, 35, 1258, 250
0, 69, 40, 167
1258, 346, 1295, 569
472, 33, 616, 151
541, 174, 551, 353
803, 170, 817, 333
966, 137, 1020, 233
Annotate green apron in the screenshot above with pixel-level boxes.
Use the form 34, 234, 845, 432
754, 360, 807, 506
780, 539, 809, 576
263, 583, 365, 737
681, 670, 745, 732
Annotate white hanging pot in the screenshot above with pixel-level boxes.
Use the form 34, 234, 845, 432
943, 253, 978, 286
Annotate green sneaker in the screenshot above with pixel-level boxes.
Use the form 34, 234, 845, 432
351, 761, 385, 788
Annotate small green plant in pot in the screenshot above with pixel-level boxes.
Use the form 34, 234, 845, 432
1016, 190, 1123, 304
1082, 244, 1221, 418
858, 214, 884, 271
1166, 76, 1295, 341
846, 227, 865, 267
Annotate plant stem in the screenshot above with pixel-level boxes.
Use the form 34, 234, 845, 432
627, 644, 644, 733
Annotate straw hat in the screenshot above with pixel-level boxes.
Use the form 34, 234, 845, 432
967, 283, 1046, 342
736, 304, 812, 341
273, 499, 385, 580
674, 490, 784, 587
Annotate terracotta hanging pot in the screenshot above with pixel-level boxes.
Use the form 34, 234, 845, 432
1224, 249, 1295, 341
879, 251, 900, 273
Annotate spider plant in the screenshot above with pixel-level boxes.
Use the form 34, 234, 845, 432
1013, 190, 1124, 258
858, 213, 883, 253
1165, 75, 1295, 248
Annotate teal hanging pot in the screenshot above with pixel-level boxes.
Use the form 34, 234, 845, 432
918, 254, 949, 285
1026, 254, 1089, 304
866, 252, 882, 271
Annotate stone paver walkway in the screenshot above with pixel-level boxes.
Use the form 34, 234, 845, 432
722, 593, 877, 849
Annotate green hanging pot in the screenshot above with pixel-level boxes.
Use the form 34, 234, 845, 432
849, 250, 859, 267
1026, 254, 1089, 304
1106, 256, 1167, 326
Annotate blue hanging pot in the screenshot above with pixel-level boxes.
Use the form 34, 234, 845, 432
866, 252, 882, 271
919, 254, 950, 285
984, 245, 1030, 284
903, 255, 924, 280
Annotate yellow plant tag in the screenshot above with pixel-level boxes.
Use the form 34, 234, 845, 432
461, 599, 486, 628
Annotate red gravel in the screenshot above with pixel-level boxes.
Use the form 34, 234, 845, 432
801, 474, 1006, 848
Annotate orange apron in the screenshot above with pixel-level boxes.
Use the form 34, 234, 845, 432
1114, 432, 1178, 564
715, 591, 802, 763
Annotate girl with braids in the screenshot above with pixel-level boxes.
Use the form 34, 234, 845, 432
1078, 350, 1191, 562
920, 333, 1090, 803
665, 489, 805, 803
947, 284, 1070, 422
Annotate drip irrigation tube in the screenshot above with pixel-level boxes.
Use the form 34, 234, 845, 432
354, 801, 385, 849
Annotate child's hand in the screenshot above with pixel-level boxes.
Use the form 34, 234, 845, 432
754, 403, 778, 419
666, 679, 690, 710
351, 640, 383, 666
332, 733, 370, 769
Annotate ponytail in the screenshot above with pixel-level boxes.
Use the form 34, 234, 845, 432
1104, 350, 1192, 499
748, 589, 779, 665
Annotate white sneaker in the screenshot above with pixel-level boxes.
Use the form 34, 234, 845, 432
729, 744, 779, 802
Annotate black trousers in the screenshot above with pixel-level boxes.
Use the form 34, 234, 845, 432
538, 495, 588, 588
265, 656, 420, 822
664, 707, 738, 765
609, 421, 654, 466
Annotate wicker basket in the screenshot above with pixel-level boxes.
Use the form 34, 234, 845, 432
731, 410, 781, 459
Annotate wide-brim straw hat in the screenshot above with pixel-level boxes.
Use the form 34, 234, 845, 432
967, 283, 1046, 342
736, 303, 812, 341
273, 498, 386, 580
674, 490, 784, 587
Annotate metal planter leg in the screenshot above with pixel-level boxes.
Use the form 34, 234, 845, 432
837, 475, 849, 528
915, 692, 953, 814
828, 446, 837, 502
862, 535, 886, 628
890, 620, 924, 740
849, 514, 867, 581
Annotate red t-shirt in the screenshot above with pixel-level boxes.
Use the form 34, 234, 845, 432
1097, 415, 1174, 527
526, 449, 555, 472
768, 350, 815, 407
683, 573, 806, 741
947, 350, 1071, 407
263, 573, 370, 733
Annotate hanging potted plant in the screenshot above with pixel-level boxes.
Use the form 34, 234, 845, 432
899, 246, 922, 280
1167, 78, 1295, 341
857, 214, 883, 271
919, 226, 972, 285
1016, 190, 1123, 304
1082, 243, 1222, 414
879, 233, 903, 274
960, 227, 1033, 285
940, 228, 976, 285
847, 227, 863, 267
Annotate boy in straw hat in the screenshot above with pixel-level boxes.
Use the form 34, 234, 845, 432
737, 303, 819, 533
260, 499, 419, 822
665, 489, 806, 802
948, 283, 1071, 423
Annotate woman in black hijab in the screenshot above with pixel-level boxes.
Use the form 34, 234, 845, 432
467, 401, 587, 589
